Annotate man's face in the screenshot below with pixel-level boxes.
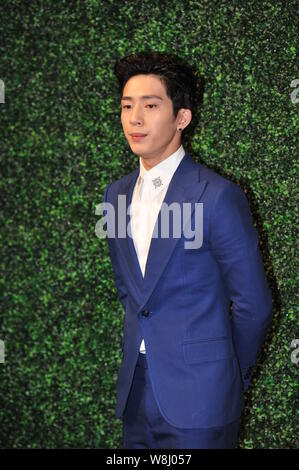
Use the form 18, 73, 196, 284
120, 74, 184, 168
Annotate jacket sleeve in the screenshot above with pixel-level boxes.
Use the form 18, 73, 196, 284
210, 182, 273, 392
103, 183, 128, 312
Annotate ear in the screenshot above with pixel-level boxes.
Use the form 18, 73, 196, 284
176, 108, 192, 131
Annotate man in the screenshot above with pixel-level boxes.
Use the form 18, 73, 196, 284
103, 51, 272, 449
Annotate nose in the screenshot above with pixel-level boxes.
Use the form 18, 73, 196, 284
129, 104, 143, 126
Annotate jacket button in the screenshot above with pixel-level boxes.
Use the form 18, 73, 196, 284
141, 309, 150, 317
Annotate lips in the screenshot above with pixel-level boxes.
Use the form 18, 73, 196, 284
130, 133, 147, 137
130, 133, 147, 142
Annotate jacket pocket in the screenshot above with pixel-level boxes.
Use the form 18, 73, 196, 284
183, 336, 234, 364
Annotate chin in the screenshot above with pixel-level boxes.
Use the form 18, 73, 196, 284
129, 143, 151, 154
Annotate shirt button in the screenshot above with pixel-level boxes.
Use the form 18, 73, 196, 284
141, 309, 150, 317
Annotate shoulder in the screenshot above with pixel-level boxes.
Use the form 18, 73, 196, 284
199, 161, 233, 189
198, 161, 245, 202
111, 169, 137, 187
103, 168, 138, 201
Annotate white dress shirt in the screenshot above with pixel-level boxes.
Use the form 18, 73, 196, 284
130, 145, 186, 354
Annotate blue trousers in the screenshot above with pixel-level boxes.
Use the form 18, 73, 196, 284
122, 352, 240, 449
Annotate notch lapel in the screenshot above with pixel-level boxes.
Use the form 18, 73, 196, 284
139, 153, 208, 312
115, 152, 208, 309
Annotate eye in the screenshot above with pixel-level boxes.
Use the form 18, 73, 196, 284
146, 104, 157, 109
122, 105, 131, 109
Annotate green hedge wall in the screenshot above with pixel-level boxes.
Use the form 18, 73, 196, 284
0, 0, 297, 448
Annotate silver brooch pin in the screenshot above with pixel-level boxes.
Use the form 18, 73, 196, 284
152, 176, 163, 189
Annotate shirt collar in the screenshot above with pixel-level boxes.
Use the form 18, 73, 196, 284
138, 145, 185, 199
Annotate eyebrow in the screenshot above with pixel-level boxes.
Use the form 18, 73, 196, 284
121, 95, 163, 101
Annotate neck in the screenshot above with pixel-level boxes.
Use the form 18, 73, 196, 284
140, 143, 182, 171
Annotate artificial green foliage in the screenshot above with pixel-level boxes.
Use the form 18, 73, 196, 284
0, 0, 297, 448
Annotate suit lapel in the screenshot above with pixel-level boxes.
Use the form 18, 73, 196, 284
115, 168, 144, 301
139, 153, 208, 311
116, 152, 208, 309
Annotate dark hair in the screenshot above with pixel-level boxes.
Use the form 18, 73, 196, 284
114, 51, 204, 138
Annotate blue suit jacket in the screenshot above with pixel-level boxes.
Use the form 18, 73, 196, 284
103, 151, 272, 428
